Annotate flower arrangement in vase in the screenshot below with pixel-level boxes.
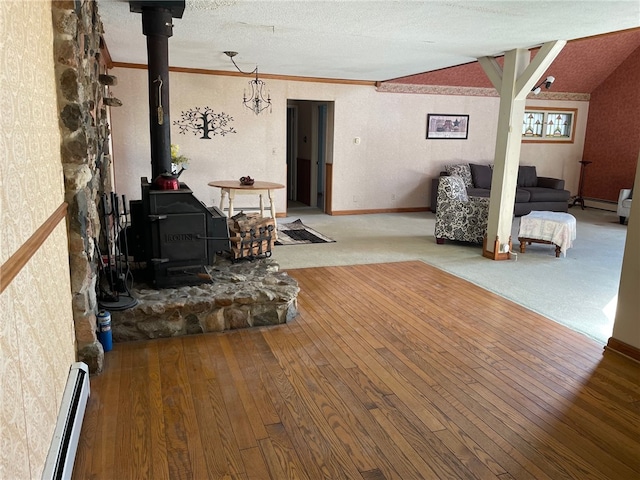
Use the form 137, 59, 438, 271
170, 144, 189, 175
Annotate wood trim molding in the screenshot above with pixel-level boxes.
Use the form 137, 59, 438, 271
605, 338, 640, 363
331, 207, 429, 216
100, 35, 114, 69
0, 202, 68, 294
111, 62, 377, 86
325, 163, 333, 215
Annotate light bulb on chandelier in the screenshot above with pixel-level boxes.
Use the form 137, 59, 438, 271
224, 51, 272, 115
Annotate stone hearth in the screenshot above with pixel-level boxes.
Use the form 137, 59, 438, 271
110, 258, 299, 342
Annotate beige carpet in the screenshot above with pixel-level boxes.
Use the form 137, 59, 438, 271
271, 205, 627, 344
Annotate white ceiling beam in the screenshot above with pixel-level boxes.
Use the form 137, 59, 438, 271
515, 40, 567, 98
477, 56, 503, 91
478, 40, 566, 96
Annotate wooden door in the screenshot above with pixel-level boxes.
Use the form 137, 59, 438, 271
296, 158, 311, 205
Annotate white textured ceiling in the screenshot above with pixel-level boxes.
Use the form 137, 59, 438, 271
97, 0, 640, 82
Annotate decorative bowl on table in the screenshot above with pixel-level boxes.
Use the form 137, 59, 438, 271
240, 176, 255, 186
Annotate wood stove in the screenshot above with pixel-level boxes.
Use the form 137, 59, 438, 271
126, 1, 230, 288
129, 178, 229, 288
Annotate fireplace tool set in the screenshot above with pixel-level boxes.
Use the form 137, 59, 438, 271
97, 192, 138, 311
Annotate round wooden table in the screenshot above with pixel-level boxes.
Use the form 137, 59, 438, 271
208, 180, 285, 223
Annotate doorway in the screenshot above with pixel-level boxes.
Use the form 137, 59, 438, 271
286, 100, 334, 213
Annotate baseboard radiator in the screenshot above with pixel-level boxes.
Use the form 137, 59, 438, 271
42, 362, 90, 480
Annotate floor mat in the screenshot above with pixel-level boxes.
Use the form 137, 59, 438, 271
275, 219, 335, 245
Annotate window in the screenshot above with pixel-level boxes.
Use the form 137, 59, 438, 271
522, 107, 577, 143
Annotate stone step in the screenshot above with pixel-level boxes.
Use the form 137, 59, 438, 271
109, 258, 299, 342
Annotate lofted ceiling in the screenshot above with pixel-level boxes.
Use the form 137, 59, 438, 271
97, 1, 640, 83
387, 28, 640, 93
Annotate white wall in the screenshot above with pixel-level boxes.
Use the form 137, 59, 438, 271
612, 152, 640, 350
327, 89, 500, 210
110, 67, 588, 214
111, 68, 287, 211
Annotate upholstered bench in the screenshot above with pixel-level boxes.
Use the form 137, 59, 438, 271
518, 211, 576, 257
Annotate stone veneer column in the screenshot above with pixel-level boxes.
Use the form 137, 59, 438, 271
51, 0, 112, 373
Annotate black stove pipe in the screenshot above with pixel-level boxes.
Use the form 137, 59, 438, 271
131, 1, 185, 180
143, 8, 172, 179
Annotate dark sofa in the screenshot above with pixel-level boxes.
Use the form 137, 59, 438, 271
431, 163, 571, 217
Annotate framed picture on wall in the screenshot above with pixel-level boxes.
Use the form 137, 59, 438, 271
426, 114, 469, 139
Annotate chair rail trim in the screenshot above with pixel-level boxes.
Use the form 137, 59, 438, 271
0, 202, 68, 294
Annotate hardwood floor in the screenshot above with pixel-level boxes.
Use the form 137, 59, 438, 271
72, 261, 640, 480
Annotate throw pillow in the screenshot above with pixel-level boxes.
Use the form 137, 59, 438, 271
443, 175, 469, 202
445, 163, 473, 187
469, 163, 493, 189
518, 166, 538, 187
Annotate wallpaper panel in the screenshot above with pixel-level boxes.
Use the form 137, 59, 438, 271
0, 1, 77, 478
0, 224, 75, 479
0, 1, 66, 265
0, 293, 29, 479
7, 224, 76, 477
583, 45, 640, 201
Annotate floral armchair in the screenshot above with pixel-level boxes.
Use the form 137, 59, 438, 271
435, 175, 490, 244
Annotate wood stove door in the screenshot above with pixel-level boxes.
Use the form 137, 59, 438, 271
153, 212, 208, 262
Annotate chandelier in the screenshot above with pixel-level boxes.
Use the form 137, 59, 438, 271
224, 51, 272, 115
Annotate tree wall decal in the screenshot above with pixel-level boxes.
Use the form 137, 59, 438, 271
173, 106, 237, 139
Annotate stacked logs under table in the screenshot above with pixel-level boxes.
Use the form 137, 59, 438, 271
208, 180, 285, 261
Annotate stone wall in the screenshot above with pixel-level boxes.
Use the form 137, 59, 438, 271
52, 0, 112, 373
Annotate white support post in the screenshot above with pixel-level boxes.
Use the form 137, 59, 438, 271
479, 40, 566, 260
